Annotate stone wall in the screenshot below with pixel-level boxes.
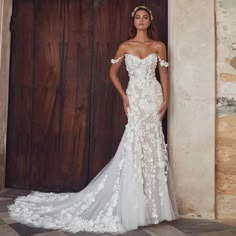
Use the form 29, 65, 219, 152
0, 0, 12, 190
168, 0, 215, 218
215, 0, 236, 220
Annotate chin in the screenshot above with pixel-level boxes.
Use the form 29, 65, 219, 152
136, 27, 148, 31
135, 25, 148, 29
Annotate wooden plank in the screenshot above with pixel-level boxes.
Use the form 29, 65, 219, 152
59, 0, 92, 191
6, 0, 34, 189
30, 0, 64, 191
89, 0, 124, 180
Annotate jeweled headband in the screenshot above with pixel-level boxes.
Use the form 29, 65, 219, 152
131, 6, 153, 21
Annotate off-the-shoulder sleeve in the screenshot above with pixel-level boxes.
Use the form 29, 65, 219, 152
110, 55, 125, 64
157, 55, 169, 67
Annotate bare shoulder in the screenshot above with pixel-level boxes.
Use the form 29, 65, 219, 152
113, 41, 129, 57
120, 39, 138, 50
118, 41, 130, 51
153, 40, 166, 52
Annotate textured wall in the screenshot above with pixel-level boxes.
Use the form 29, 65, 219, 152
216, 0, 236, 220
0, 0, 12, 190
168, 0, 215, 218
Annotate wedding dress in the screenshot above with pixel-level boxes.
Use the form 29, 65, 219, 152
8, 52, 178, 234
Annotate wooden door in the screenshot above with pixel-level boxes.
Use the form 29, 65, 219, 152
6, 0, 168, 192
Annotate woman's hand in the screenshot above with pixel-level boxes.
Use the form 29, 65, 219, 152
122, 95, 129, 116
158, 101, 168, 121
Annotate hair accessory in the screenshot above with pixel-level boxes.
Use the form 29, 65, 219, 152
131, 6, 153, 21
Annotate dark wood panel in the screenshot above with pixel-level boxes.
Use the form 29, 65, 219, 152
6, 0, 34, 188
59, 0, 92, 191
30, 0, 64, 191
89, 0, 124, 180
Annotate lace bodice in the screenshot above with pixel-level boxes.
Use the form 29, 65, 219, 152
111, 53, 168, 101
111, 53, 168, 67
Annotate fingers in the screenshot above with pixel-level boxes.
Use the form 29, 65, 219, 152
123, 96, 129, 116
124, 101, 129, 109
159, 111, 165, 121
158, 103, 164, 113
158, 103, 167, 120
158, 108, 164, 117
124, 104, 128, 116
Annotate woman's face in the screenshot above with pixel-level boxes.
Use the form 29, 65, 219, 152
134, 9, 151, 30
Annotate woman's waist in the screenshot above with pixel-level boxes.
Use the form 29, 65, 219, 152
127, 78, 161, 90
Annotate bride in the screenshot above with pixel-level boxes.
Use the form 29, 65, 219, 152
8, 5, 178, 234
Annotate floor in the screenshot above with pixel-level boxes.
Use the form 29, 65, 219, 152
0, 189, 235, 236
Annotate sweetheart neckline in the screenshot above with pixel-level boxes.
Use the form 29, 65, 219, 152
125, 53, 157, 60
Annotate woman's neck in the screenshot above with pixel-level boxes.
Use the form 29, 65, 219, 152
133, 30, 150, 42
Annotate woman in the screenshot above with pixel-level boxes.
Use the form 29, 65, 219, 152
8, 6, 178, 234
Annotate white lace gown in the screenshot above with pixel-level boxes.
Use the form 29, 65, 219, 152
8, 53, 178, 234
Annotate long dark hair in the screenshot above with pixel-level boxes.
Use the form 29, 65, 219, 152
129, 6, 157, 40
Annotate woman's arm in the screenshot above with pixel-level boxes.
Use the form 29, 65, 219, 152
109, 43, 129, 115
156, 41, 169, 120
